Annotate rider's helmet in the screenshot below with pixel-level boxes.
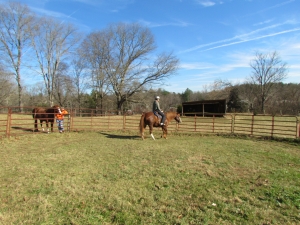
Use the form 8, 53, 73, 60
155, 96, 160, 100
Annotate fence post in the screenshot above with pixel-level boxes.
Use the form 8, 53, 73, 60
6, 108, 11, 137
67, 114, 71, 132
194, 114, 197, 132
91, 109, 94, 130
231, 114, 235, 134
123, 115, 126, 130
250, 114, 254, 136
297, 117, 300, 139
212, 115, 215, 133
271, 116, 274, 138
108, 113, 110, 130
70, 110, 73, 132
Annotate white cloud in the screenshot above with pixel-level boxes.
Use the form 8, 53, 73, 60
180, 62, 215, 70
31, 6, 69, 19
253, 19, 274, 27
139, 19, 191, 28
195, 0, 216, 7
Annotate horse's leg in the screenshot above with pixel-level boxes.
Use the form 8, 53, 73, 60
34, 119, 38, 132
141, 125, 145, 140
149, 124, 155, 140
162, 126, 167, 139
45, 120, 50, 133
50, 121, 54, 132
40, 120, 45, 132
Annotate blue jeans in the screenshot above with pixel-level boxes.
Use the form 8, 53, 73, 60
155, 111, 166, 124
56, 119, 64, 132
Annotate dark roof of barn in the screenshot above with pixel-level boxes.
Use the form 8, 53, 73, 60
182, 99, 226, 105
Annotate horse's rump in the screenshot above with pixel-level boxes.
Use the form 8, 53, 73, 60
32, 107, 47, 120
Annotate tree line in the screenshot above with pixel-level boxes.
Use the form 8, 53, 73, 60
0, 2, 299, 115
0, 2, 178, 114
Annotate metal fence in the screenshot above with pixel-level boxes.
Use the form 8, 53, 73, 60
0, 107, 299, 139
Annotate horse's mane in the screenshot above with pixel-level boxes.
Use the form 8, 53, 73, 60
165, 111, 178, 117
166, 111, 177, 115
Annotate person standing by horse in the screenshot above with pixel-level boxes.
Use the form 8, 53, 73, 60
56, 107, 68, 133
153, 96, 166, 126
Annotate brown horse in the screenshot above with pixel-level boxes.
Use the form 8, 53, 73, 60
139, 111, 182, 140
32, 105, 60, 133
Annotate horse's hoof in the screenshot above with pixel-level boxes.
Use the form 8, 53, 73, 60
151, 133, 156, 140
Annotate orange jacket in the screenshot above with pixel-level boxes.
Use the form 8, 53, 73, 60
56, 109, 68, 120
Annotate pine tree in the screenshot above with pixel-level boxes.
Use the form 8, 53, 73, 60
227, 87, 243, 112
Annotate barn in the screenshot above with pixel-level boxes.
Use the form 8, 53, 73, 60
182, 99, 227, 116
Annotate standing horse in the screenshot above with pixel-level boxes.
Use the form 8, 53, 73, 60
139, 111, 182, 140
32, 105, 60, 133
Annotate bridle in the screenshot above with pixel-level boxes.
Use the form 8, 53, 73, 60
175, 114, 182, 123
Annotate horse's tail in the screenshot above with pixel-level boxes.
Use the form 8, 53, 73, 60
32, 108, 38, 131
32, 108, 37, 119
139, 112, 145, 137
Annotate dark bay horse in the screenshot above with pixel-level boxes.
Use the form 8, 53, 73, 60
32, 105, 60, 133
139, 111, 182, 140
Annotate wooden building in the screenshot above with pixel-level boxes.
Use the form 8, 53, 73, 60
182, 99, 227, 116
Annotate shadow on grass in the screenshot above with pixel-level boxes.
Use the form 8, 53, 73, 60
11, 126, 34, 132
99, 132, 140, 140
11, 126, 56, 134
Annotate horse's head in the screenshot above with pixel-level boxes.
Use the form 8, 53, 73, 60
175, 113, 182, 123
52, 105, 60, 113
45, 105, 60, 116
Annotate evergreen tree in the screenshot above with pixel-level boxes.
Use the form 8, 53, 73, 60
227, 87, 243, 112
181, 88, 193, 102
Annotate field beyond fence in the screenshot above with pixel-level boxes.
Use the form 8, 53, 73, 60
0, 107, 299, 139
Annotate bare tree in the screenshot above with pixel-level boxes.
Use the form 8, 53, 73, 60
206, 79, 232, 100
26, 82, 48, 107
239, 82, 257, 113
53, 62, 73, 106
249, 51, 288, 113
84, 22, 179, 114
30, 17, 80, 106
80, 31, 110, 113
0, 2, 34, 109
0, 64, 15, 106
69, 55, 90, 111
273, 83, 300, 115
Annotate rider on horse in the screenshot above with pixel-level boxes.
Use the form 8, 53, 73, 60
153, 96, 166, 126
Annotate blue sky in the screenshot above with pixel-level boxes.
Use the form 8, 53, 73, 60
3, 0, 300, 93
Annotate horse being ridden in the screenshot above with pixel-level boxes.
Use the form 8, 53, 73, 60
139, 111, 182, 140
32, 105, 60, 133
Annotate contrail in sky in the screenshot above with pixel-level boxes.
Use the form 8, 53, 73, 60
180, 27, 300, 54
200, 28, 300, 52
60, 10, 78, 24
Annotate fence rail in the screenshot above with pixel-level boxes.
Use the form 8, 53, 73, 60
0, 107, 299, 139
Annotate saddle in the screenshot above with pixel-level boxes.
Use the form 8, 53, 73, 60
153, 111, 165, 126
153, 111, 162, 119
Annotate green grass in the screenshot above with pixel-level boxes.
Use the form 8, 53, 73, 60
0, 131, 299, 224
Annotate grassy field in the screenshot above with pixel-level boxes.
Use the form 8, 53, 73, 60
0, 131, 299, 224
